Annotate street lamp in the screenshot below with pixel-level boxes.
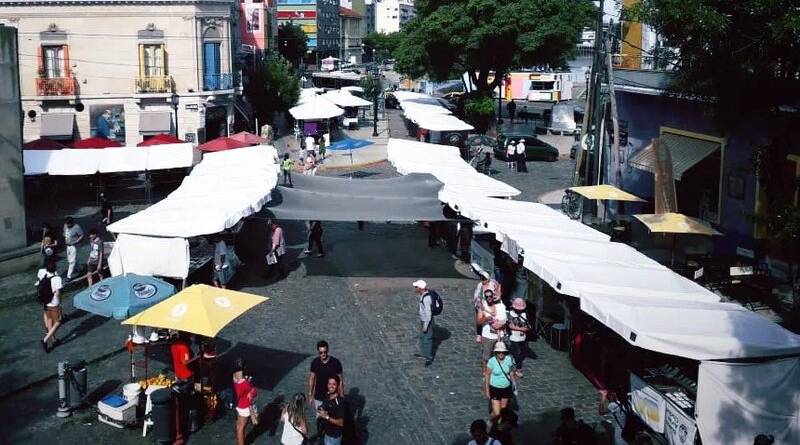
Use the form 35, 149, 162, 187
497, 76, 503, 126
372, 66, 379, 137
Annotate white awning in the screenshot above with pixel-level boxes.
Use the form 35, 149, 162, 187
108, 234, 190, 279
39, 112, 75, 139
403, 109, 474, 131
289, 96, 344, 120
388, 138, 520, 198
320, 90, 372, 108
23, 143, 198, 175
629, 133, 720, 180
107, 145, 278, 237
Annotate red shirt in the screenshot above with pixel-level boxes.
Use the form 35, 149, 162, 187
233, 378, 256, 409
171, 340, 193, 380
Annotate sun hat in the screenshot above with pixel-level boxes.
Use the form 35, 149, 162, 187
512, 298, 526, 311
493, 341, 508, 353
412, 280, 427, 289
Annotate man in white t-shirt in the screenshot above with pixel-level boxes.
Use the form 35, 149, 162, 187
38, 261, 64, 353
515, 139, 527, 173
505, 140, 516, 169
63, 216, 84, 280
304, 135, 316, 158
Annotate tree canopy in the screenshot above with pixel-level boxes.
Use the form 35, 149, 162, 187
394, 0, 594, 95
277, 23, 309, 67
628, 1, 800, 124
244, 54, 300, 125
362, 32, 401, 63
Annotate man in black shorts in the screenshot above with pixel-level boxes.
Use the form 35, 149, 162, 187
307, 340, 344, 438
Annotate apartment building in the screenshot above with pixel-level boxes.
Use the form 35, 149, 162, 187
339, 3, 364, 64
277, 0, 340, 65
374, 0, 414, 34
0, 0, 240, 146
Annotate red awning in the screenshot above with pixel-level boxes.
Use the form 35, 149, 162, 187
137, 133, 185, 147
198, 136, 251, 152
23, 138, 67, 150
71, 137, 123, 149
229, 131, 266, 145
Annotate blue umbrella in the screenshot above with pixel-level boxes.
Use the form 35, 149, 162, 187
73, 274, 176, 320
328, 138, 374, 151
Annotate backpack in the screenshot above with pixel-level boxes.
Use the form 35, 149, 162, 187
428, 289, 443, 316
37, 274, 53, 305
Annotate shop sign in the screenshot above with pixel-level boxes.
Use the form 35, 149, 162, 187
665, 402, 697, 445
630, 373, 667, 433
185, 103, 199, 112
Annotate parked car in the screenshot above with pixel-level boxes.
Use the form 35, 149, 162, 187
493, 133, 559, 162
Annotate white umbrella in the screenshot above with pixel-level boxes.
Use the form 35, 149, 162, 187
289, 97, 344, 120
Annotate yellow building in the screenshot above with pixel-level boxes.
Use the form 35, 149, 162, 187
0, 0, 241, 145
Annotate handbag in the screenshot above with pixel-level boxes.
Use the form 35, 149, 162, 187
266, 252, 277, 265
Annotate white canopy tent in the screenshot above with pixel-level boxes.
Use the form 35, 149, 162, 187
23, 143, 198, 175
107, 146, 279, 278
404, 110, 475, 132
289, 96, 345, 120
387, 138, 520, 198
321, 90, 372, 108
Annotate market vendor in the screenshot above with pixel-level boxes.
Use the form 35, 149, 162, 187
171, 331, 200, 383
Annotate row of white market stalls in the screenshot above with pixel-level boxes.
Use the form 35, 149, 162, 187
106, 145, 279, 280
23, 143, 198, 176
391, 91, 474, 146
388, 138, 800, 445
290, 87, 372, 135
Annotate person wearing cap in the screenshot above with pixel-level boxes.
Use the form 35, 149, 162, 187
506, 139, 516, 169
484, 341, 515, 427
477, 289, 507, 373
413, 280, 434, 366
507, 298, 531, 377
515, 139, 527, 173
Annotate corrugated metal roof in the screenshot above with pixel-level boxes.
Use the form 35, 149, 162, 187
629, 133, 720, 180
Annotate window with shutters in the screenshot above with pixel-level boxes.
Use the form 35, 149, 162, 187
42, 46, 65, 78
140, 44, 165, 76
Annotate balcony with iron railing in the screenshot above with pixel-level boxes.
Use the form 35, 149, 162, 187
36, 76, 77, 96
203, 72, 234, 91
135, 75, 174, 94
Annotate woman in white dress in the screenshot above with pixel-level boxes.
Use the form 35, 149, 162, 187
280, 392, 308, 445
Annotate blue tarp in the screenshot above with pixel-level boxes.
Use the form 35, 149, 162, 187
327, 138, 374, 151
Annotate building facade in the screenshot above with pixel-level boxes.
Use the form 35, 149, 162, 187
339, 5, 364, 64
239, 0, 277, 55
374, 0, 414, 34
277, 0, 339, 65
0, 0, 240, 146
363, 0, 375, 35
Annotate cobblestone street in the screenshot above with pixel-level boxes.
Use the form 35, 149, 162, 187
1, 117, 600, 444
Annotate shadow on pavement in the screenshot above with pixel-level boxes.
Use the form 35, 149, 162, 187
433, 326, 452, 358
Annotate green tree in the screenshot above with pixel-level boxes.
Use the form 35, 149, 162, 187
359, 73, 382, 100
245, 54, 300, 125
277, 23, 308, 68
394, 0, 594, 96
362, 32, 401, 63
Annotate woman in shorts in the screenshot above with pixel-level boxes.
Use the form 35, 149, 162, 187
483, 341, 516, 426
233, 358, 257, 445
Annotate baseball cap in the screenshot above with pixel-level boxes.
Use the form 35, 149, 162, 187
412, 280, 427, 289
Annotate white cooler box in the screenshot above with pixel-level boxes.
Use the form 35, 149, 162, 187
98, 395, 138, 428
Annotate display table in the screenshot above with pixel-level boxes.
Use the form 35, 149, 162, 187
630, 367, 698, 445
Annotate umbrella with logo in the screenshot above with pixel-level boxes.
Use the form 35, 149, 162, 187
121, 284, 267, 337
73, 274, 176, 320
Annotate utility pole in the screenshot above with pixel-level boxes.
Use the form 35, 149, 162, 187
576, 0, 605, 186
372, 66, 379, 137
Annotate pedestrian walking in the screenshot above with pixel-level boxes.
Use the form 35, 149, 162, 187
305, 134, 316, 158
38, 261, 63, 353
413, 280, 435, 366
266, 219, 286, 279
473, 269, 502, 343
318, 136, 326, 162
506, 100, 517, 123
484, 342, 516, 427
99, 192, 113, 225
63, 216, 84, 281
232, 358, 258, 445
304, 220, 325, 257
478, 289, 507, 372
39, 223, 58, 268
505, 140, 516, 169
318, 375, 345, 445
280, 393, 308, 445
86, 228, 104, 286
515, 139, 527, 173
282, 153, 294, 187
304, 153, 317, 176
507, 298, 531, 377
307, 340, 344, 440
211, 234, 231, 288
521, 105, 529, 124
468, 419, 502, 445
490, 407, 518, 445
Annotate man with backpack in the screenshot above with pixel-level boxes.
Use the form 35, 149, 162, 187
37, 261, 63, 353
413, 280, 442, 367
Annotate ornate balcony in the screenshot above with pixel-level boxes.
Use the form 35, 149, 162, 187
36, 77, 77, 96
135, 75, 174, 94
203, 72, 233, 91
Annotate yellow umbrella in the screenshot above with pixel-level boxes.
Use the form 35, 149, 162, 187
633, 213, 722, 236
568, 184, 646, 202
122, 284, 268, 337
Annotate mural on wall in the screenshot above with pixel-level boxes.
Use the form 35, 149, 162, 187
90, 105, 125, 141
245, 4, 261, 32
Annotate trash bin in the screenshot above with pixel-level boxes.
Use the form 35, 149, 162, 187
150, 388, 174, 444
67, 360, 87, 410
172, 381, 196, 435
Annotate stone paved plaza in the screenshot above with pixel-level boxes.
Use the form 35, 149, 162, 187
0, 127, 600, 444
